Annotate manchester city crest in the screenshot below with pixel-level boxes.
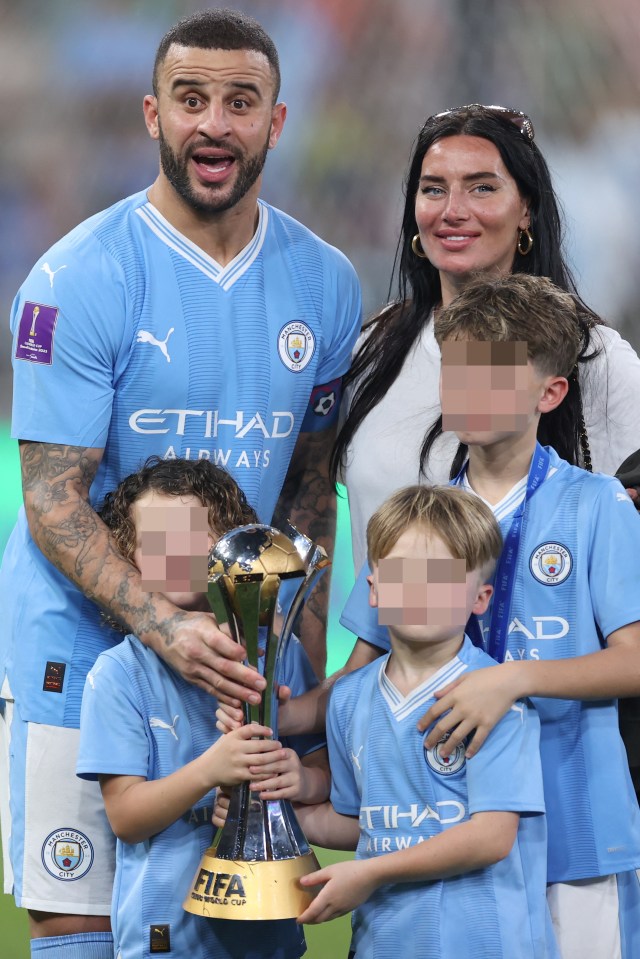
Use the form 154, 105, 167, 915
42, 828, 94, 881
424, 735, 466, 775
277, 321, 315, 373
529, 542, 572, 585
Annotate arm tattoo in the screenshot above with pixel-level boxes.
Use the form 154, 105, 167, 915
20, 442, 102, 577
273, 430, 336, 673
19, 440, 190, 646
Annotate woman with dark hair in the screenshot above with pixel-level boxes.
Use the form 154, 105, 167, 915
333, 104, 640, 573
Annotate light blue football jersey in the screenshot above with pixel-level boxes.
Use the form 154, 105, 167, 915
77, 633, 323, 959
341, 449, 640, 883
467, 451, 640, 882
1, 191, 361, 726
327, 638, 555, 959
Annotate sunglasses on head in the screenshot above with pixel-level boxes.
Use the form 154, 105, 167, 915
425, 104, 535, 143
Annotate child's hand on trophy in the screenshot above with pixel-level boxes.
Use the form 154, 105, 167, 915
212, 787, 231, 829
250, 745, 331, 805
203, 722, 284, 789
215, 684, 293, 733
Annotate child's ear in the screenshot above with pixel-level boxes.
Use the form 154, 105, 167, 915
472, 583, 493, 616
537, 375, 569, 414
367, 573, 379, 609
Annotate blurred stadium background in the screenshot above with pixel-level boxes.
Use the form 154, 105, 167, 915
2, 0, 640, 954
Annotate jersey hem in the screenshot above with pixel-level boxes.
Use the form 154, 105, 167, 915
15, 894, 112, 915
549, 859, 640, 884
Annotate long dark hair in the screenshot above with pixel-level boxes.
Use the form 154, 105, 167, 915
331, 107, 601, 483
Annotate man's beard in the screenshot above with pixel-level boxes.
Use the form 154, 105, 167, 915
158, 124, 269, 216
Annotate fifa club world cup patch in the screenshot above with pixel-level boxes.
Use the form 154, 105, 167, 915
277, 321, 315, 372
529, 542, 573, 585
41, 828, 94, 881
150, 925, 171, 953
424, 735, 466, 775
15, 301, 59, 365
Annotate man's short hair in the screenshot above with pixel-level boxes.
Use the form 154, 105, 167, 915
153, 8, 281, 101
367, 485, 503, 576
434, 273, 581, 378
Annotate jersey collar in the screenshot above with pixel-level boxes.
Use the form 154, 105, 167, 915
378, 648, 469, 722
135, 198, 269, 290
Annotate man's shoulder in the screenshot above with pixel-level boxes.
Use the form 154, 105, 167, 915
38, 190, 149, 266
262, 200, 359, 278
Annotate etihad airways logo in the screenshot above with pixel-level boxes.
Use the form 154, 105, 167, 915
360, 801, 465, 829
128, 409, 294, 439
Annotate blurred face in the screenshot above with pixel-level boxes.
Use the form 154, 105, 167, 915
440, 339, 549, 445
369, 526, 491, 647
144, 45, 286, 216
414, 135, 530, 303
132, 489, 215, 609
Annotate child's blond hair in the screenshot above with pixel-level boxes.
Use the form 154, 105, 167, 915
367, 485, 502, 576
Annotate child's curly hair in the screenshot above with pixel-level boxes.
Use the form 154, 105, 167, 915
99, 456, 258, 563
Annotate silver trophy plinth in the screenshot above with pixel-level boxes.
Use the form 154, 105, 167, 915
183, 522, 330, 920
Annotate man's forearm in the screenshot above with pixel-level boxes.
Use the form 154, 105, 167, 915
20, 441, 187, 651
273, 427, 337, 678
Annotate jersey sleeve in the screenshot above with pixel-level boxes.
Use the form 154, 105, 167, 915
326, 678, 361, 816
11, 231, 129, 447
314, 246, 362, 386
465, 695, 545, 816
299, 249, 361, 434
585, 476, 640, 639
279, 636, 326, 758
76, 651, 150, 781
339, 560, 391, 651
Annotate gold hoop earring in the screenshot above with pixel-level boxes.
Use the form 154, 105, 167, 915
411, 234, 428, 259
517, 228, 533, 256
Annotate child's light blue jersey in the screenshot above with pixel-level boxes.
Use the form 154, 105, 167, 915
1, 191, 361, 726
341, 449, 640, 884
327, 638, 555, 959
468, 451, 640, 882
77, 633, 323, 959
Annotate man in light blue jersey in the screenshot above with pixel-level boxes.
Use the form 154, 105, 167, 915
292, 484, 557, 958
0, 9, 361, 958
411, 274, 640, 959
77, 457, 330, 959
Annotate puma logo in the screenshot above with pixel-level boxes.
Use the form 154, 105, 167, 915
351, 745, 364, 771
150, 715, 180, 740
41, 262, 67, 288
86, 663, 104, 689
137, 328, 175, 363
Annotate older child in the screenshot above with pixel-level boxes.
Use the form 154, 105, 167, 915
76, 456, 329, 959
417, 274, 640, 959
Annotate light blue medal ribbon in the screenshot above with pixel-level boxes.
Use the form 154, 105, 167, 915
454, 442, 550, 662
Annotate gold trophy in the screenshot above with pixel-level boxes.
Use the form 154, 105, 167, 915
184, 522, 330, 920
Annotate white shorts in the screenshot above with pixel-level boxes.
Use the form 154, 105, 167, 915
547, 872, 640, 959
0, 694, 115, 914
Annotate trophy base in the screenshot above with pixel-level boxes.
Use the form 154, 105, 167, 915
183, 848, 320, 920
